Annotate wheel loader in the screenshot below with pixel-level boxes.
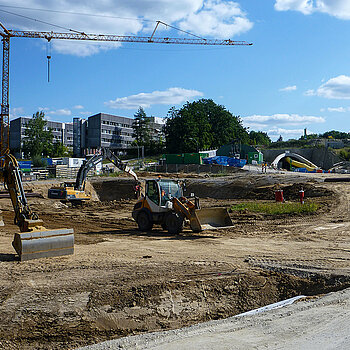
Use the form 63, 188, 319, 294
1, 154, 74, 261
132, 178, 233, 234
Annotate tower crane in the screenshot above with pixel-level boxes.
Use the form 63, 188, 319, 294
0, 21, 252, 155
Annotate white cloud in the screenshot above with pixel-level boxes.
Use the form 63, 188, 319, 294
37, 107, 72, 116
178, 1, 253, 38
275, 0, 314, 15
105, 87, 204, 109
275, 0, 350, 19
307, 75, 350, 99
304, 89, 316, 96
268, 127, 305, 136
327, 107, 349, 112
243, 113, 325, 125
1, 0, 253, 56
279, 85, 297, 92
48, 109, 72, 116
10, 107, 24, 119
73, 105, 84, 110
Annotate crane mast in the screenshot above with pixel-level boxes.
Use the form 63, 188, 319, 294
0, 23, 252, 155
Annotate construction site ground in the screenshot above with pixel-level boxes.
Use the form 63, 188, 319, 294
1, 171, 350, 349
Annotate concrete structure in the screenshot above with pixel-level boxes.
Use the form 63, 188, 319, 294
271, 151, 318, 169
262, 148, 341, 170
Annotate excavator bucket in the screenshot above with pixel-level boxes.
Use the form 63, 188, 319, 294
193, 207, 233, 231
12, 228, 74, 261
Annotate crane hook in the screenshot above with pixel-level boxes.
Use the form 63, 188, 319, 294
46, 38, 52, 83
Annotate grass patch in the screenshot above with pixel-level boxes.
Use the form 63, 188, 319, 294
231, 201, 320, 215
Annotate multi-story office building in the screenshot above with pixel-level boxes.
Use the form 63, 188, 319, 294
73, 117, 88, 157
10, 113, 165, 157
10, 117, 73, 157
148, 116, 166, 141
87, 113, 134, 152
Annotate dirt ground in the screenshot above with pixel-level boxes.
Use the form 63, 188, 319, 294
1, 172, 350, 349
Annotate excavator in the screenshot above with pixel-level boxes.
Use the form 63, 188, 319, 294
1, 153, 74, 261
48, 148, 139, 205
132, 178, 233, 234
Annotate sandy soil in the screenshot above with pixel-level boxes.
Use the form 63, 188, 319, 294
0, 172, 350, 349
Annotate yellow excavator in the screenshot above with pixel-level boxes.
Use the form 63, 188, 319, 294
1, 154, 74, 261
132, 178, 233, 234
48, 148, 139, 205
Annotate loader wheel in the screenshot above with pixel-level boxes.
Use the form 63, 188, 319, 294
165, 212, 184, 235
137, 210, 153, 232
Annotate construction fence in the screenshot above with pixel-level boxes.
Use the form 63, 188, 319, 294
148, 163, 244, 174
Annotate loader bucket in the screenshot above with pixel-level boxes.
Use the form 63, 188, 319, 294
193, 207, 233, 231
12, 228, 74, 261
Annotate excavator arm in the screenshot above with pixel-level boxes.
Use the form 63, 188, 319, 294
75, 148, 138, 192
0, 154, 74, 261
0, 154, 42, 231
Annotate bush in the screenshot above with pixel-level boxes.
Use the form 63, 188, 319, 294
31, 155, 46, 167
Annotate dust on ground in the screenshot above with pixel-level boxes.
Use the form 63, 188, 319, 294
0, 172, 350, 349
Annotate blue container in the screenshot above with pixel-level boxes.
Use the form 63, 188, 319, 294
203, 156, 246, 168
18, 160, 32, 169
41, 158, 53, 166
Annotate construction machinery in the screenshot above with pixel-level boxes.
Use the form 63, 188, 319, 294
48, 148, 138, 205
1, 153, 74, 261
132, 178, 233, 234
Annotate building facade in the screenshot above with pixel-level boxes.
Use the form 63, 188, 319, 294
10, 117, 73, 157
87, 113, 134, 152
11, 113, 165, 157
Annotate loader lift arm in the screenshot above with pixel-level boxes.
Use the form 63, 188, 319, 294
0, 154, 74, 261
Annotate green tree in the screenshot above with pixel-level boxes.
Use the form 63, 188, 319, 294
132, 107, 151, 146
164, 99, 248, 153
51, 142, 71, 157
249, 131, 271, 146
22, 111, 53, 158
320, 130, 350, 139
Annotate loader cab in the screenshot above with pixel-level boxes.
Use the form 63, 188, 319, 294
145, 179, 183, 207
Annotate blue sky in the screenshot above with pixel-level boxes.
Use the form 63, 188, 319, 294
3, 0, 350, 141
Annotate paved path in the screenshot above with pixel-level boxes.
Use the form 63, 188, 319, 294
79, 287, 350, 350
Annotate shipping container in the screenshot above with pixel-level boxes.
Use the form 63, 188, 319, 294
184, 153, 200, 164
248, 151, 263, 164
165, 154, 184, 164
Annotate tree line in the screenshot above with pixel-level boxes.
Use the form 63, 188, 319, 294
17, 99, 273, 163
132, 99, 271, 155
